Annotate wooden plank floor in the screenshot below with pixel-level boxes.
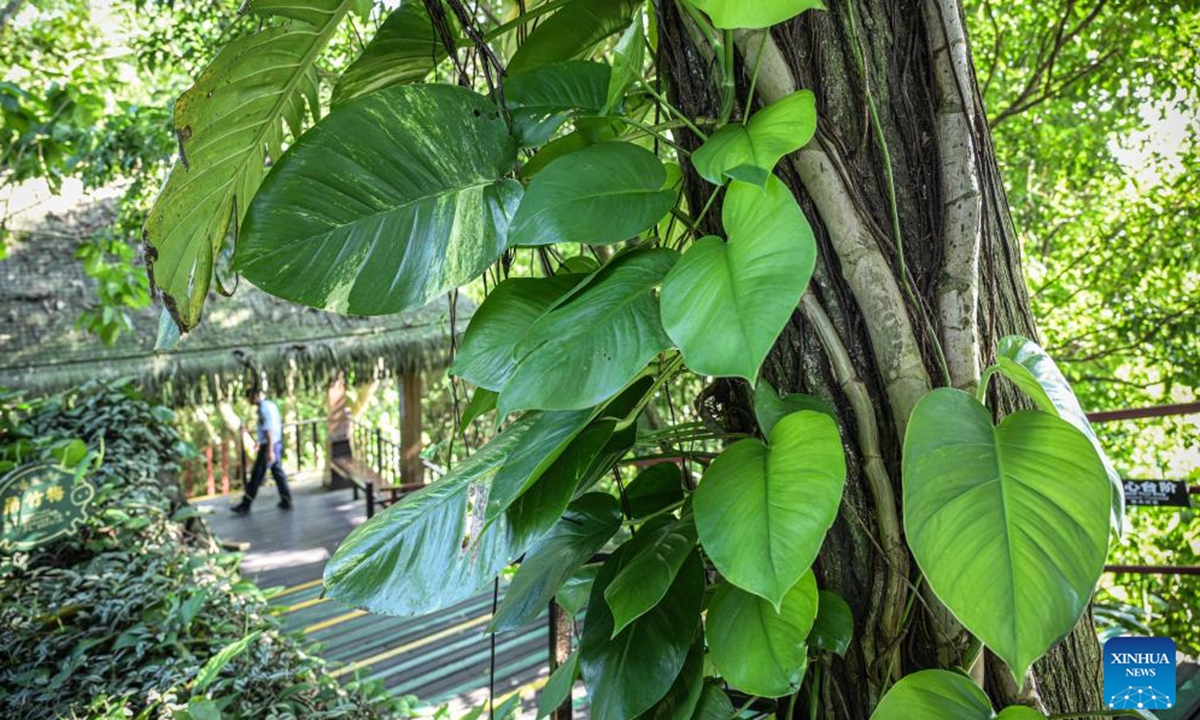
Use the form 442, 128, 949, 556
196, 473, 561, 714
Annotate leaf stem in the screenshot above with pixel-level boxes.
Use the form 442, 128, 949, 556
638, 82, 708, 140
482, 0, 578, 41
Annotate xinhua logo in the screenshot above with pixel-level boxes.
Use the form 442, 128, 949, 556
1104, 636, 1176, 710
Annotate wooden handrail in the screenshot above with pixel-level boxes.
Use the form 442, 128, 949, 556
1087, 402, 1200, 423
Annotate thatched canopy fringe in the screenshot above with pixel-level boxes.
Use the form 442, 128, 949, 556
0, 195, 474, 406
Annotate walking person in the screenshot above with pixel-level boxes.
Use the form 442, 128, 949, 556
232, 387, 293, 514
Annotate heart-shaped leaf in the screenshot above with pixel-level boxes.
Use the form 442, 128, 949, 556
605, 513, 698, 634
452, 274, 583, 391
870, 669, 994, 720
692, 0, 824, 29
581, 549, 705, 720
500, 247, 678, 413
509, 142, 676, 247
492, 492, 620, 631
753, 380, 835, 438
634, 634, 705, 720
991, 335, 1124, 530
705, 571, 818, 697
691, 685, 736, 720
507, 0, 639, 76
237, 84, 520, 315
324, 414, 536, 616
903, 388, 1111, 681
331, 2, 444, 106
695, 410, 845, 607
505, 61, 611, 147
661, 178, 815, 380
691, 90, 817, 186
808, 590, 853, 656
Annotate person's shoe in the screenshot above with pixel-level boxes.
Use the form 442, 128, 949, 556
277, 500, 293, 511
231, 502, 251, 515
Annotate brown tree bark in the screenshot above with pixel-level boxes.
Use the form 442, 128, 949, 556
655, 0, 1105, 717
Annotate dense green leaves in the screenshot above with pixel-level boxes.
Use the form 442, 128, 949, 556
870, 670, 995, 720
500, 248, 678, 413
903, 388, 1111, 680
323, 416, 536, 616
505, 61, 611, 147
144, 0, 353, 330
492, 493, 620, 631
691, 91, 817, 186
509, 142, 676, 247
692, 0, 824, 29
486, 408, 595, 524
331, 2, 442, 106
604, 514, 697, 634
808, 590, 853, 656
694, 410, 845, 607
634, 636, 705, 720
581, 549, 704, 720
507, 0, 639, 76
452, 274, 582, 391
237, 84, 520, 315
705, 572, 818, 697
624, 463, 685, 518
662, 178, 815, 380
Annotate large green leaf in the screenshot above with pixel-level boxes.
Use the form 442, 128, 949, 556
581, 549, 704, 720
487, 408, 595, 523
661, 177, 815, 380
323, 415, 535, 615
991, 335, 1124, 529
807, 590, 853, 656
903, 388, 1111, 680
451, 274, 582, 391
499, 247, 678, 413
605, 14, 645, 112
506, 61, 611, 147
634, 635, 706, 720
144, 0, 353, 330
705, 572, 818, 698
624, 463, 685, 518
690, 685, 736, 720
869, 669, 995, 720
691, 90, 817, 187
605, 513, 697, 634
538, 651, 581, 719
331, 1, 443, 106
507, 0, 639, 76
236, 84, 520, 315
753, 380, 835, 439
694, 410, 845, 607
509, 142, 676, 247
692, 0, 824, 29
492, 492, 620, 631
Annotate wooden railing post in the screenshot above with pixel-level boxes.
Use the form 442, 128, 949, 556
374, 427, 383, 476
205, 446, 215, 496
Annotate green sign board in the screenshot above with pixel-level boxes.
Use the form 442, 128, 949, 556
0, 463, 95, 552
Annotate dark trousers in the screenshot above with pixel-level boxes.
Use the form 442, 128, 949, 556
245, 441, 291, 504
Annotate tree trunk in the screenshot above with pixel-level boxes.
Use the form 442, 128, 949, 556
655, 1, 1105, 717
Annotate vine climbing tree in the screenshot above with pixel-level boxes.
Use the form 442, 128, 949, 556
145, 1, 1126, 718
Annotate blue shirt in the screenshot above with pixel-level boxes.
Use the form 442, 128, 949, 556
256, 399, 283, 445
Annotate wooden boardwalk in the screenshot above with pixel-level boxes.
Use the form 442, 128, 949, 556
197, 473, 556, 714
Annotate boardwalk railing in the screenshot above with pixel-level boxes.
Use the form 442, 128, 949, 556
183, 418, 326, 498
349, 418, 444, 487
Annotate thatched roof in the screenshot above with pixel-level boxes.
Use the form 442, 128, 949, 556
0, 187, 473, 404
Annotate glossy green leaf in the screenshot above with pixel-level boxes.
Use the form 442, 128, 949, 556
870, 669, 994, 720
493, 493, 621, 631
692, 0, 824, 29
538, 651, 580, 719
510, 142, 676, 247
753, 380, 835, 438
458, 387, 498, 432
691, 90, 817, 186
992, 335, 1124, 530
606, 15, 645, 112
634, 635, 705, 720
452, 274, 582, 391
581, 549, 705, 720
661, 177, 815, 380
690, 684, 736, 720
808, 590, 853, 656
705, 571, 818, 697
996, 708, 1046, 720
556, 565, 600, 616
903, 388, 1111, 681
144, 0, 352, 330
508, 0, 639, 76
331, 1, 443, 106
323, 416, 536, 615
487, 408, 596, 523
237, 84, 520, 315
625, 463, 685, 518
506, 61, 611, 147
605, 514, 697, 634
694, 410, 845, 607
500, 247, 678, 413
